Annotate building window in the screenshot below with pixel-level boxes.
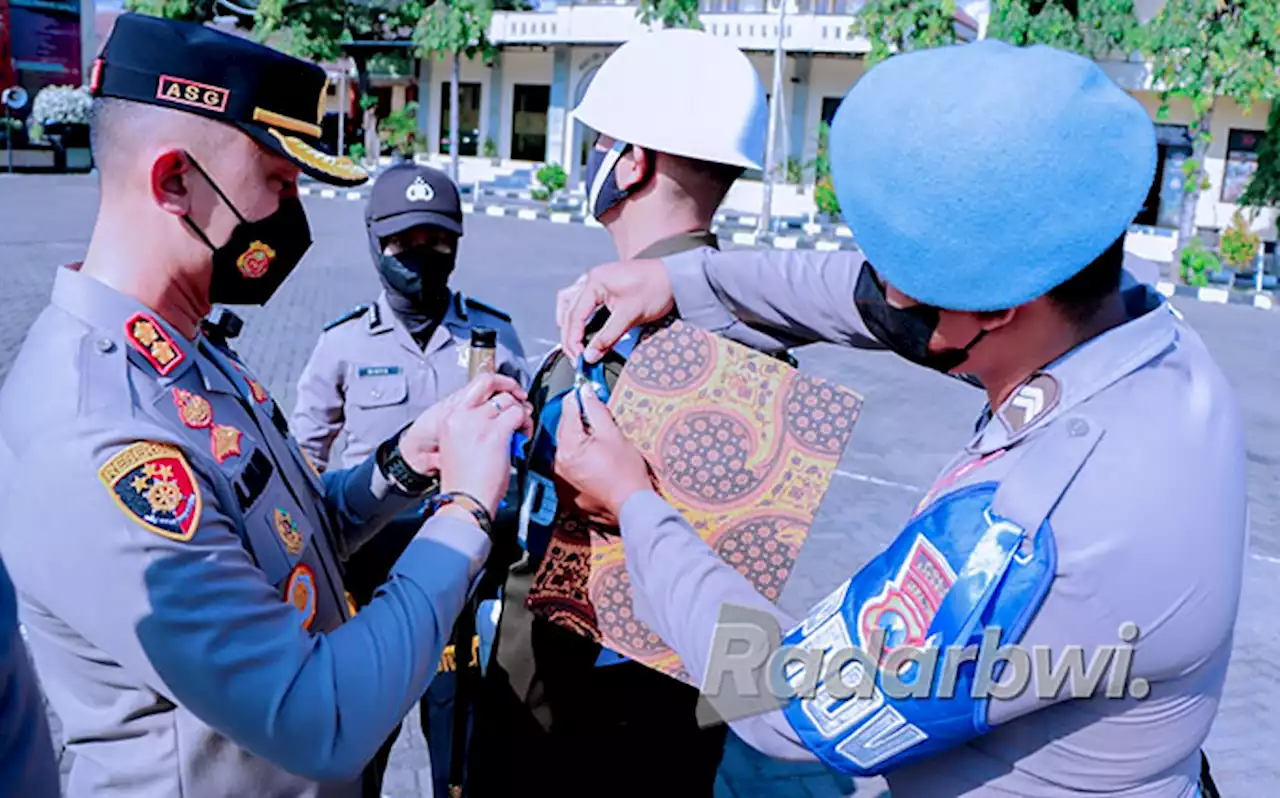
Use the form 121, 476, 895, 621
440, 82, 481, 157
511, 84, 550, 162
820, 96, 842, 126
1221, 128, 1263, 204
814, 0, 854, 14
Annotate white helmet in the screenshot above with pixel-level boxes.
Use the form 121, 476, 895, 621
572, 29, 768, 170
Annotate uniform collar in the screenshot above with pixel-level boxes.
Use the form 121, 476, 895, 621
967, 285, 1177, 455
370, 289, 468, 357
633, 230, 719, 260
50, 264, 199, 384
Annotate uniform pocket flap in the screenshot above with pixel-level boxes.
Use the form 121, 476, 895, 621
351, 370, 408, 408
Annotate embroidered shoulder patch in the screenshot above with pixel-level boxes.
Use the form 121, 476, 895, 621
98, 441, 203, 541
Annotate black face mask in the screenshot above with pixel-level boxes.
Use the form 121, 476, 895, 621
181, 153, 313, 306
374, 243, 456, 308
854, 264, 986, 374
584, 139, 651, 220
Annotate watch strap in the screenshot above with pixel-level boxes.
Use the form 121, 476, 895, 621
428, 491, 494, 536
377, 431, 438, 495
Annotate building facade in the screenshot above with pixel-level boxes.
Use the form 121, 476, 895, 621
353, 0, 1271, 242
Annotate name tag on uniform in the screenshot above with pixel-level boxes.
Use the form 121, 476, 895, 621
357, 365, 401, 378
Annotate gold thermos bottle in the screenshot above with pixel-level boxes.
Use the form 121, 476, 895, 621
468, 327, 497, 379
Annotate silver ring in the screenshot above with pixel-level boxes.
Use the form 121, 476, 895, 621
491, 396, 505, 413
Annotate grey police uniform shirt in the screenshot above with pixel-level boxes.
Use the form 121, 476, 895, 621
291, 290, 528, 471
0, 265, 492, 798
0, 555, 60, 798
613, 248, 1245, 797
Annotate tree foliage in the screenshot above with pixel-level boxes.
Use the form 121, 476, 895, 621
986, 0, 1140, 59
1143, 0, 1280, 259
636, 0, 702, 29
1240, 101, 1280, 210
252, 0, 429, 62
123, 0, 232, 24
414, 0, 495, 62
850, 0, 957, 68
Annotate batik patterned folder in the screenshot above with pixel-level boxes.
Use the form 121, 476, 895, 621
529, 320, 862, 684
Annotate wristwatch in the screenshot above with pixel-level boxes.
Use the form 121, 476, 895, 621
376, 428, 439, 496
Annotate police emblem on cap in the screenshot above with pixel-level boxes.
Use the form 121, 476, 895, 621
406, 176, 435, 203
237, 241, 275, 278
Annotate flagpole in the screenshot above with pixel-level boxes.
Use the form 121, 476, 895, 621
757, 0, 786, 237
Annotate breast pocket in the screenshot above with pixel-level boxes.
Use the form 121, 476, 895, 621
243, 483, 314, 587
351, 369, 409, 409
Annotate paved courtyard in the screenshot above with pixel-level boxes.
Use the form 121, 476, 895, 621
1, 172, 1277, 795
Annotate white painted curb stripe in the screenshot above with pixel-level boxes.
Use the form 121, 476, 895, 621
773, 236, 798, 250
517, 209, 538, 221
1197, 287, 1229, 304
815, 240, 840, 252
485, 206, 506, 217
550, 212, 572, 224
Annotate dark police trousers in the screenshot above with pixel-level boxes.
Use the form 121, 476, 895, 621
347, 512, 472, 798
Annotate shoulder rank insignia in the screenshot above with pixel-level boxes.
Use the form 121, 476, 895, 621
998, 371, 1061, 435
274, 507, 304, 555
323, 304, 370, 332
345, 591, 358, 618
99, 441, 202, 541
211, 424, 243, 464
286, 563, 318, 629
125, 312, 184, 376
464, 296, 511, 323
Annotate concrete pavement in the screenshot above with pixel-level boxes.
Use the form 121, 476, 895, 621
1, 173, 1275, 795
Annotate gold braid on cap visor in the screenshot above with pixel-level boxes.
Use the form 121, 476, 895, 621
267, 128, 367, 183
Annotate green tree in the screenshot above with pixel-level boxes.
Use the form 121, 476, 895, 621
637, 0, 702, 29
987, 0, 1140, 59
850, 0, 956, 68
1239, 101, 1280, 211
123, 0, 240, 24
1143, 0, 1280, 273
416, 0, 496, 182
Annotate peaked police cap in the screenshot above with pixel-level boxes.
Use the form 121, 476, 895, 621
830, 39, 1157, 311
91, 12, 367, 187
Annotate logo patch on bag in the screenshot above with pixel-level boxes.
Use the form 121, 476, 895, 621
125, 313, 184, 375
99, 441, 202, 541
857, 535, 957, 659
172, 388, 213, 429
156, 75, 230, 113
274, 507, 304, 555
210, 424, 243, 464
236, 241, 275, 279
286, 563, 317, 628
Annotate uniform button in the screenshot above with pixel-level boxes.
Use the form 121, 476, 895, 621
1067, 418, 1089, 437
95, 337, 116, 354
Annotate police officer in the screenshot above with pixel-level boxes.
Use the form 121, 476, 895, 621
290, 162, 527, 797
467, 28, 788, 797
0, 556, 59, 797
0, 14, 530, 798
553, 40, 1242, 796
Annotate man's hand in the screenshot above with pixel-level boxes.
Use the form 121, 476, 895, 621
554, 387, 654, 520
399, 373, 528, 475
557, 259, 675, 363
437, 388, 534, 516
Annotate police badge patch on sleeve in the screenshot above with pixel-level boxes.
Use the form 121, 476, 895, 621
98, 441, 203, 541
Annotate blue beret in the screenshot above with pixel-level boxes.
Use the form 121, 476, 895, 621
830, 39, 1157, 311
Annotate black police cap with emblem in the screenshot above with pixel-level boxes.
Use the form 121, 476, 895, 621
91, 12, 367, 187
365, 163, 463, 238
